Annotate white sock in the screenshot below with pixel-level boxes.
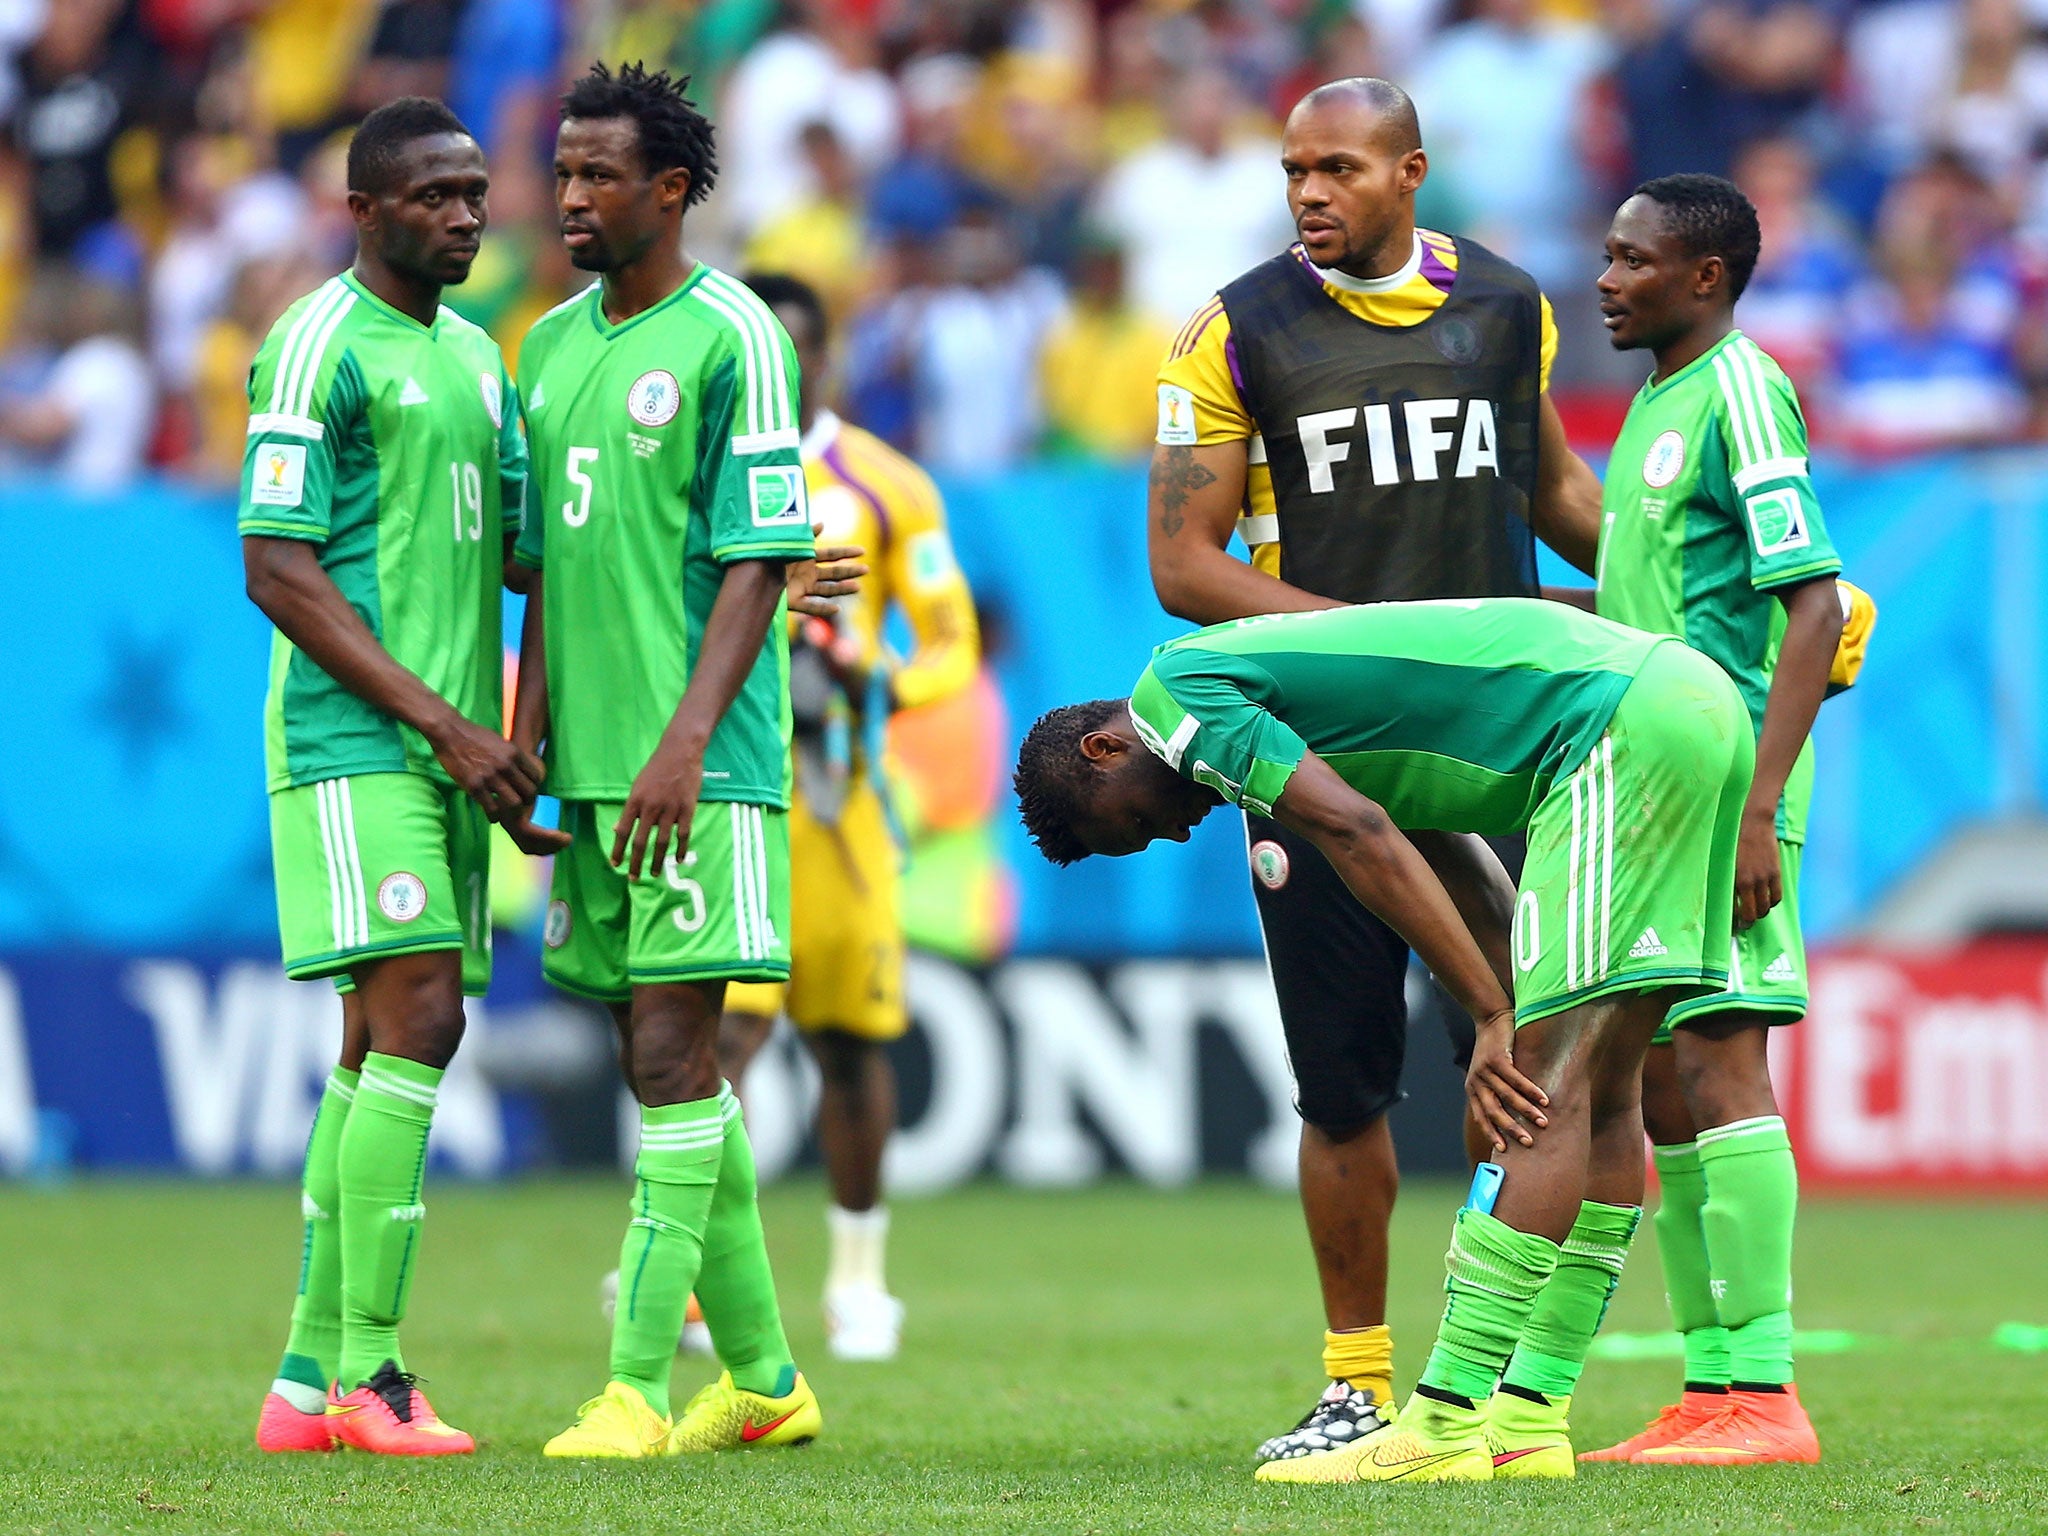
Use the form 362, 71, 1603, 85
826, 1204, 889, 1293
270, 1376, 327, 1414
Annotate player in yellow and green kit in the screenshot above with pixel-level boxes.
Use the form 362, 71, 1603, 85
1015, 599, 1753, 1483
1567, 175, 1858, 1467
507, 64, 823, 1460
243, 98, 567, 1457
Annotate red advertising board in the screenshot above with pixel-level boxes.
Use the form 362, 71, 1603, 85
1775, 943, 2048, 1192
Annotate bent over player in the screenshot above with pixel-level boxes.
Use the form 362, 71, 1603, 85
1145, 76, 1607, 1457
244, 98, 559, 1456
718, 272, 981, 1361
509, 63, 822, 1459
1015, 599, 1752, 1482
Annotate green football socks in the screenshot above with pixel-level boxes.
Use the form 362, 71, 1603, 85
1699, 1115, 1798, 1387
271, 1066, 357, 1409
1652, 1140, 1732, 1387
691, 1087, 798, 1397
610, 1097, 726, 1417
337, 1052, 442, 1391
1418, 1208, 1561, 1404
1502, 1200, 1642, 1399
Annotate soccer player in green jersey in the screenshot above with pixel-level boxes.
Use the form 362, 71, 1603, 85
242, 97, 567, 1457
1569, 175, 1845, 1466
506, 63, 823, 1460
1015, 599, 1753, 1483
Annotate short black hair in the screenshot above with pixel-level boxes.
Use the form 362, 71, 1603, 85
562, 61, 718, 206
742, 272, 828, 348
1633, 173, 1762, 300
1294, 76, 1421, 158
1013, 699, 1125, 866
347, 97, 472, 195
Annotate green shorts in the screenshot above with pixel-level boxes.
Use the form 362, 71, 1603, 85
1657, 841, 1807, 1042
1509, 642, 1752, 1026
542, 799, 792, 1004
269, 771, 492, 995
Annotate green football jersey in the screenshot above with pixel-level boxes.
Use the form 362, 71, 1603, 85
240, 270, 528, 792
1594, 329, 1840, 841
1128, 599, 1671, 833
514, 266, 815, 805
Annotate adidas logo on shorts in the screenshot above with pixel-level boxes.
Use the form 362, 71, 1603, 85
1628, 927, 1669, 959
1762, 953, 1797, 982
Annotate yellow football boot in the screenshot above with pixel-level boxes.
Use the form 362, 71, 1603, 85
542, 1381, 671, 1459
667, 1370, 822, 1453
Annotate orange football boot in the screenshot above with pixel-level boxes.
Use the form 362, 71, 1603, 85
257, 1392, 337, 1452
1634, 1385, 1820, 1466
328, 1364, 475, 1456
1578, 1390, 1728, 1462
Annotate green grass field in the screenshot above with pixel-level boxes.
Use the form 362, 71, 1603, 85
2, 1178, 2043, 1535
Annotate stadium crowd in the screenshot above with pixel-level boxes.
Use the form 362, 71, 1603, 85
3, 0, 2046, 489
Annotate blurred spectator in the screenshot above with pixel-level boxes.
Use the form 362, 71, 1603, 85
149, 132, 304, 409
1039, 234, 1172, 461
1410, 0, 1608, 292
851, 200, 1064, 472
745, 121, 869, 320
189, 253, 316, 483
17, 0, 148, 255
0, 268, 152, 488
1937, 0, 2048, 200
349, 0, 466, 118
246, 0, 377, 162
719, 0, 900, 238
0, 0, 45, 123
1731, 133, 1863, 394
1835, 156, 2031, 452
446, 0, 561, 157
1608, 0, 1842, 183
1091, 66, 1292, 329
866, 52, 980, 250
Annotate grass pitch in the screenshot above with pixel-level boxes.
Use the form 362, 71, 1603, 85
1, 1177, 2043, 1535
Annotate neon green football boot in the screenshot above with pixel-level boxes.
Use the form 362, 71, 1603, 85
1485, 1388, 1576, 1478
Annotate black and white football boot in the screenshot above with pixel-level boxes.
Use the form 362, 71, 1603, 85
1254, 1379, 1397, 1465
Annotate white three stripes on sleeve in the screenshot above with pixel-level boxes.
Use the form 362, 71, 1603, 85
689, 271, 795, 452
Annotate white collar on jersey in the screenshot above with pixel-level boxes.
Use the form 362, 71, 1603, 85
1309, 232, 1424, 295
800, 408, 842, 462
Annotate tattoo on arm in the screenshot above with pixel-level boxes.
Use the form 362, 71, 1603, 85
1151, 445, 1217, 538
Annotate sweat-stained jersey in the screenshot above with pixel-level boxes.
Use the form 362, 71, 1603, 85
1595, 329, 1841, 842
1127, 600, 1670, 831
514, 267, 817, 806
239, 270, 527, 792
1155, 232, 1559, 577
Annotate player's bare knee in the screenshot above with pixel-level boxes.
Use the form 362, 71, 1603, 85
809, 1028, 874, 1090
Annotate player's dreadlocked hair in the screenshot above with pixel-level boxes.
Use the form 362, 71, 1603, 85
1633, 173, 1762, 300
1013, 699, 1127, 866
562, 61, 718, 206
347, 97, 472, 195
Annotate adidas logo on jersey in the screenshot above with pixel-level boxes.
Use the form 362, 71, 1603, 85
1628, 927, 1669, 959
398, 377, 430, 406
1762, 953, 1797, 982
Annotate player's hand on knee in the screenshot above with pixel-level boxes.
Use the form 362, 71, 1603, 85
612, 742, 703, 880
1733, 806, 1784, 928
1466, 1009, 1548, 1153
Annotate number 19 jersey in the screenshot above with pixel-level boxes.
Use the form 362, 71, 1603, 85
239, 270, 527, 792
515, 267, 816, 805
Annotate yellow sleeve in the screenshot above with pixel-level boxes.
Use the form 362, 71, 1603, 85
872, 448, 981, 710
1156, 297, 1254, 445
1538, 294, 1557, 394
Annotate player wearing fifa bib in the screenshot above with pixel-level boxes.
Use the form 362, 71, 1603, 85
1014, 599, 1750, 1483
242, 99, 562, 1459
1577, 175, 1857, 1467
510, 63, 822, 1463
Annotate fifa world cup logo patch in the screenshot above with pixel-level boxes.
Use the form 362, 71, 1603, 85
249, 440, 308, 508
